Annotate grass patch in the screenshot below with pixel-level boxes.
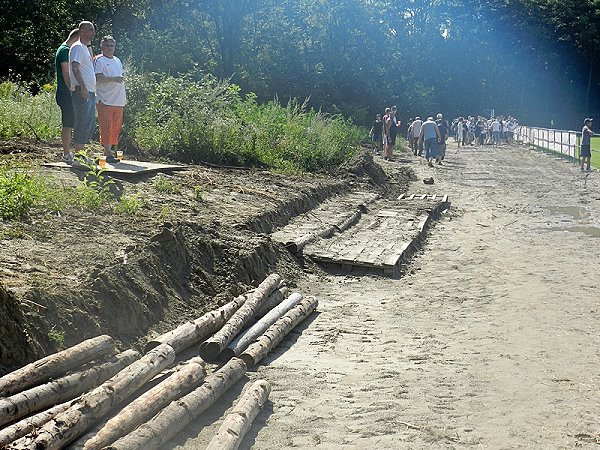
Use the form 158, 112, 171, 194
153, 177, 181, 194
0, 81, 61, 140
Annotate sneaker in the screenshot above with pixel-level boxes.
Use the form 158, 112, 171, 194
586, 167, 592, 172
580, 167, 585, 172
61, 153, 74, 164
106, 156, 120, 164
428, 161, 433, 167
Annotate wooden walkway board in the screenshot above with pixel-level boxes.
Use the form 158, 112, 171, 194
304, 196, 450, 277
42, 160, 186, 175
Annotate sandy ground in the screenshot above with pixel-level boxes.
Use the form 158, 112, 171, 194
173, 142, 600, 449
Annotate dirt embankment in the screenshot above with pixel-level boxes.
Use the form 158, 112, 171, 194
0, 142, 411, 372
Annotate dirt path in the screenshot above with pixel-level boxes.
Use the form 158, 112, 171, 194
174, 143, 600, 449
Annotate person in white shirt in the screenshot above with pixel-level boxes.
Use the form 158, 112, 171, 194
68, 21, 96, 161
95, 36, 126, 163
491, 118, 501, 147
411, 117, 423, 155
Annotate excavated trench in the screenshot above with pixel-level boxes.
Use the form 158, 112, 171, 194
0, 150, 411, 372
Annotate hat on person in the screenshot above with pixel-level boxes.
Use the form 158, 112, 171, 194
427, 117, 433, 121
584, 118, 593, 123
436, 113, 443, 119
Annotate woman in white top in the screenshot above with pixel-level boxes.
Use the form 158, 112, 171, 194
95, 36, 126, 163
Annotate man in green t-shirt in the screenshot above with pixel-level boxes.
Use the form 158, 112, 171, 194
55, 29, 79, 161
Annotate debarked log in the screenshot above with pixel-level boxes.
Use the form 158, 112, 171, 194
72, 357, 205, 450
285, 225, 337, 254
205, 379, 271, 450
200, 274, 282, 361
240, 296, 319, 368
104, 357, 248, 450
0, 401, 73, 448
144, 293, 248, 354
11, 344, 176, 450
335, 209, 362, 232
0, 349, 139, 427
0, 335, 116, 397
253, 286, 287, 320
222, 292, 303, 360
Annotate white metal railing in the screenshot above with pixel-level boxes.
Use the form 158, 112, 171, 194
514, 126, 579, 160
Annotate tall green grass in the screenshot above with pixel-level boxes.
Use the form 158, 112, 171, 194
0, 75, 365, 173
0, 81, 61, 140
127, 73, 363, 172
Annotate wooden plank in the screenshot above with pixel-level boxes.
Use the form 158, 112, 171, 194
419, 194, 427, 200
430, 194, 437, 200
397, 193, 406, 200
408, 194, 416, 200
42, 160, 186, 175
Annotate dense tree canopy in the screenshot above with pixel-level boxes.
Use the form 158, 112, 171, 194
1, 0, 599, 128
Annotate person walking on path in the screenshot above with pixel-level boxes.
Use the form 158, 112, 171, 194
385, 106, 399, 160
580, 118, 594, 172
410, 117, 423, 156
68, 21, 97, 162
491, 117, 501, 147
95, 35, 126, 163
55, 29, 79, 161
369, 114, 383, 154
419, 116, 441, 167
435, 114, 448, 164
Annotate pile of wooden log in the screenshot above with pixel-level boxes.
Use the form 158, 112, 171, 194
0, 273, 318, 450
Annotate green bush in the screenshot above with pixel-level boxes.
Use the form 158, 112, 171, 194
129, 73, 364, 172
0, 81, 61, 140
0, 163, 39, 220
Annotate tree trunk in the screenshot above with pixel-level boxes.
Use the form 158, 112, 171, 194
285, 225, 337, 253
0, 349, 139, 427
0, 401, 73, 448
205, 379, 271, 450
104, 357, 248, 450
71, 357, 205, 450
240, 296, 319, 367
222, 292, 303, 360
144, 294, 248, 354
200, 274, 282, 360
253, 286, 288, 320
0, 335, 116, 397
10, 344, 176, 450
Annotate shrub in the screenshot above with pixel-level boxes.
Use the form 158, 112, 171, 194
0, 81, 61, 140
0, 163, 38, 220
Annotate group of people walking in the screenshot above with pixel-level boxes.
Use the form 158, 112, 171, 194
450, 116, 518, 147
370, 110, 449, 166
55, 21, 126, 164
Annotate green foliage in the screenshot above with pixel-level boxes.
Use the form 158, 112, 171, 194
74, 152, 116, 209
0, 81, 61, 140
130, 73, 362, 172
115, 194, 145, 215
48, 327, 66, 350
0, 163, 38, 220
152, 176, 182, 194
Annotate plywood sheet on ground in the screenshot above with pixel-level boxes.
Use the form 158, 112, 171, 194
42, 159, 186, 175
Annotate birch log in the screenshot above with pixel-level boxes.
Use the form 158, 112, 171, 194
253, 286, 288, 320
240, 296, 318, 367
200, 274, 282, 360
222, 292, 303, 360
0, 335, 116, 397
285, 225, 337, 254
0, 349, 139, 427
10, 344, 176, 450
0, 401, 73, 448
72, 357, 205, 450
205, 379, 271, 450
104, 357, 248, 450
144, 293, 248, 354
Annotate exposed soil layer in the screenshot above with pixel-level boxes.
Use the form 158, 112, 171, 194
0, 142, 412, 372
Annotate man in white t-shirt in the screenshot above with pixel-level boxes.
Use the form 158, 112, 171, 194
95, 35, 126, 162
411, 117, 423, 155
68, 21, 96, 161
491, 117, 501, 147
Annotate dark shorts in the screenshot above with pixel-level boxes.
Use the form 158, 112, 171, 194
580, 144, 591, 157
389, 132, 397, 145
56, 91, 74, 128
